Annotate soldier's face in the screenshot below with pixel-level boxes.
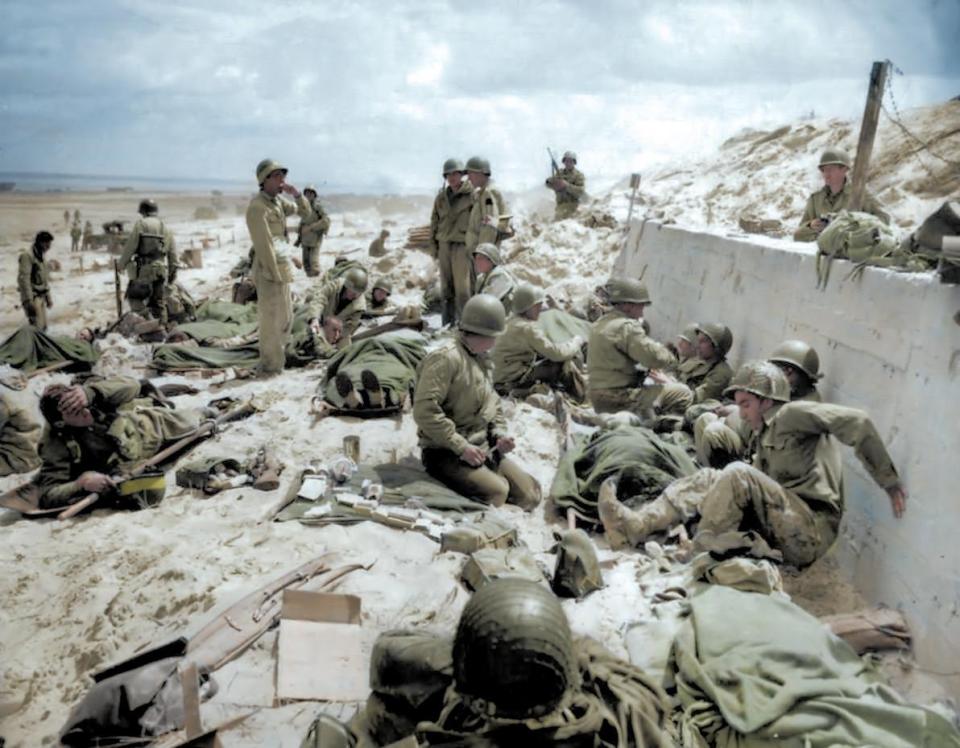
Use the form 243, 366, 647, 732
562, 158, 575, 169
464, 334, 496, 355
819, 164, 847, 192
474, 255, 494, 275
734, 391, 765, 431
676, 337, 694, 359
467, 171, 486, 187
262, 169, 287, 196
774, 362, 803, 393
373, 288, 389, 303
445, 171, 463, 188
697, 333, 716, 360
61, 406, 94, 428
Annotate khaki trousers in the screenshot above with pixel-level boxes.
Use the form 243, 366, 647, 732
588, 385, 661, 416
301, 244, 321, 277
437, 241, 473, 324
255, 276, 292, 374
421, 447, 541, 510
25, 297, 48, 331
554, 201, 578, 220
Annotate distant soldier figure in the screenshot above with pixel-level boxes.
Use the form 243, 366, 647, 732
545, 150, 586, 220
793, 148, 890, 242
73, 209, 81, 223
81, 220, 94, 251
472, 243, 516, 314
464, 156, 508, 254
429, 158, 475, 324
368, 228, 390, 258
70, 219, 82, 252
63, 210, 70, 227
245, 159, 311, 376
298, 185, 331, 277
118, 199, 177, 326
18, 231, 54, 331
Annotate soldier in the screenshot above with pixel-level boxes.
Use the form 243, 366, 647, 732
413, 294, 541, 509
34, 376, 204, 509
82, 220, 94, 251
117, 199, 177, 326
793, 148, 890, 242
464, 156, 508, 254
586, 278, 677, 414
297, 185, 331, 277
545, 150, 586, 220
308, 265, 369, 339
429, 158, 475, 324
472, 243, 516, 313
70, 219, 82, 252
368, 228, 390, 258
650, 322, 734, 405
600, 361, 907, 568
245, 158, 311, 376
366, 278, 394, 314
492, 283, 586, 400
0, 391, 40, 476
73, 209, 81, 223
768, 339, 822, 402
63, 209, 70, 227
18, 231, 54, 331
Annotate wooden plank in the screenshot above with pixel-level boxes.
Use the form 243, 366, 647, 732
849, 60, 890, 212
280, 590, 361, 624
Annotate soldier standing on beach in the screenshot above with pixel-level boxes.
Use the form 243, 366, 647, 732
18, 231, 54, 330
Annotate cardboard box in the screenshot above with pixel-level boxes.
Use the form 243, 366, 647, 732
276, 590, 366, 702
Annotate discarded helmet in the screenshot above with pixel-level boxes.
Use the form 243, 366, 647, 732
696, 323, 733, 358
512, 283, 545, 315
768, 339, 822, 381
138, 198, 158, 215
818, 148, 851, 169
724, 360, 790, 402
442, 158, 465, 175
606, 278, 651, 305
343, 267, 369, 294
678, 323, 699, 343
472, 243, 502, 266
453, 578, 578, 719
562, 150, 577, 163
459, 294, 506, 336
465, 156, 491, 175
255, 158, 287, 184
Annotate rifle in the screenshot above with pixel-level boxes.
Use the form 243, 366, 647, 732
547, 148, 561, 178
113, 259, 122, 320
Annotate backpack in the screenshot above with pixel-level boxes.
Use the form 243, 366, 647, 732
137, 219, 166, 261
816, 210, 903, 288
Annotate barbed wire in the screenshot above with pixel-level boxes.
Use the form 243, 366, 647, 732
881, 59, 960, 173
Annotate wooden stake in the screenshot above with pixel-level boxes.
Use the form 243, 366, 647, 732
849, 60, 890, 213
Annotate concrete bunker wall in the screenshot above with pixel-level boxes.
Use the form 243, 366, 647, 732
616, 220, 960, 692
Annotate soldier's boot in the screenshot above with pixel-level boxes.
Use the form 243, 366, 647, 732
251, 446, 283, 491
598, 478, 681, 550
335, 373, 362, 409
360, 369, 384, 408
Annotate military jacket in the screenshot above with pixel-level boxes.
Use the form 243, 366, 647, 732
0, 393, 40, 476
430, 181, 474, 252
299, 199, 331, 248
793, 181, 890, 242
492, 316, 581, 386
679, 357, 734, 403
549, 167, 586, 206
587, 310, 676, 391
754, 400, 899, 512
413, 337, 507, 455
475, 266, 516, 314
70, 223, 82, 239
309, 277, 367, 333
118, 216, 177, 282
245, 191, 310, 283
17, 248, 50, 306
465, 184, 507, 252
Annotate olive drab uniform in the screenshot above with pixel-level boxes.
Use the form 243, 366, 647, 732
547, 166, 586, 220
587, 310, 676, 413
245, 190, 310, 374
430, 180, 475, 323
474, 265, 517, 315
298, 197, 331, 277
609, 400, 899, 567
18, 246, 52, 331
413, 338, 541, 509
70, 221, 82, 252
82, 221, 94, 251
793, 181, 890, 242
465, 184, 507, 254
308, 276, 367, 338
492, 316, 585, 399
0, 392, 40, 476
118, 216, 177, 325
34, 377, 201, 509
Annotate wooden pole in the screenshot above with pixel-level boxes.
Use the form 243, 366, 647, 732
113, 260, 123, 321
849, 60, 890, 213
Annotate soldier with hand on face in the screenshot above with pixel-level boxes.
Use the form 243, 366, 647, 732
545, 150, 586, 220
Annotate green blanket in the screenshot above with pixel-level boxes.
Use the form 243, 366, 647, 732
322, 330, 427, 407
672, 586, 960, 747
172, 300, 259, 342
539, 308, 591, 344
0, 326, 98, 373
550, 424, 697, 522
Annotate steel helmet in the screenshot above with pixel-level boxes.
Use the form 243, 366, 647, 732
818, 148, 851, 169
678, 323, 699, 343
372, 278, 392, 294
696, 323, 733, 358
459, 293, 506, 336
138, 198, 158, 215
472, 243, 502, 266
442, 158, 465, 175
343, 267, 369, 294
255, 158, 288, 183
606, 278, 651, 305
465, 155, 492, 175
303, 184, 318, 196
768, 339, 822, 381
453, 578, 578, 719
562, 151, 577, 163
512, 283, 545, 315
724, 360, 791, 402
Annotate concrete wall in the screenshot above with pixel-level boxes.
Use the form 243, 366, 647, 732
617, 220, 960, 694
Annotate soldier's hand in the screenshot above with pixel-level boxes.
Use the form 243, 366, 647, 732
648, 370, 674, 385
481, 215, 494, 226
809, 218, 827, 233
58, 385, 89, 414
886, 484, 907, 519
77, 471, 115, 493
555, 179, 567, 191
495, 436, 515, 455
461, 445, 487, 467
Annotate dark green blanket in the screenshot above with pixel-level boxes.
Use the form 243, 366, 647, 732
322, 330, 427, 407
550, 424, 697, 522
539, 308, 591, 344
172, 300, 259, 342
0, 326, 98, 373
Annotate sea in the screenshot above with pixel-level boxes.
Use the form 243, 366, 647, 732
0, 171, 252, 195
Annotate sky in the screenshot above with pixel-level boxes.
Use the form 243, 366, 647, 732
1, 0, 958, 194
